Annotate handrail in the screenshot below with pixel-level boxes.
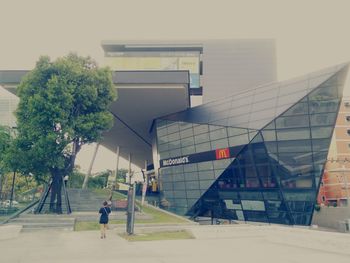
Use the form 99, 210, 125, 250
0, 199, 39, 225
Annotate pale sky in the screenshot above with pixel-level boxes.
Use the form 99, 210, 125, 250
1, 0, 350, 172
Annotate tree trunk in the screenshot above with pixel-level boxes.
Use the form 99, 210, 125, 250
49, 170, 63, 214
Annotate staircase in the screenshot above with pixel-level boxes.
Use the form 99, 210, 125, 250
67, 188, 109, 212
8, 214, 75, 232
7, 188, 111, 232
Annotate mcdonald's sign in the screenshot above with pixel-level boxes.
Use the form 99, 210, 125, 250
215, 148, 230, 160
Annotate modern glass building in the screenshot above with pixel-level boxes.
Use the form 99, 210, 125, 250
154, 64, 349, 225
101, 39, 276, 103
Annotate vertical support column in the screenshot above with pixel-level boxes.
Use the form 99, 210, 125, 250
128, 153, 132, 185
126, 183, 135, 235
114, 146, 120, 188
82, 143, 99, 189
141, 160, 148, 206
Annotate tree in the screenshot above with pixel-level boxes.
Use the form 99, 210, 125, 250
15, 54, 116, 213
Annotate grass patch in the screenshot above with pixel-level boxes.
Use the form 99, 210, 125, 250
119, 230, 194, 242
75, 192, 190, 231
137, 205, 189, 224
74, 221, 100, 231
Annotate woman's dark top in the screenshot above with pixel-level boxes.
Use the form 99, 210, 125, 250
99, 206, 111, 224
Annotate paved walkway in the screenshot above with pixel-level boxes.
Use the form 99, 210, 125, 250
0, 224, 349, 263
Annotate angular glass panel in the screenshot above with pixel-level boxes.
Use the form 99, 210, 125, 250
278, 152, 313, 165
281, 177, 313, 189
181, 136, 195, 147
309, 99, 340, 114
267, 212, 291, 224
211, 138, 229, 149
264, 142, 278, 153
278, 140, 312, 152
261, 130, 276, 141
193, 124, 209, 135
179, 122, 193, 131
173, 190, 186, 198
168, 140, 181, 150
173, 173, 184, 182
310, 113, 337, 126
194, 132, 210, 144
209, 127, 228, 140
181, 145, 196, 155
167, 132, 180, 142
197, 161, 213, 171
262, 191, 281, 200
184, 164, 197, 173
228, 134, 250, 147
195, 142, 211, 152
311, 126, 333, 139
277, 90, 307, 107
185, 180, 200, 190
265, 200, 288, 211
312, 139, 330, 151
282, 102, 309, 116
199, 180, 214, 190
169, 148, 181, 158
283, 190, 316, 201
186, 190, 201, 199
167, 122, 180, 133
241, 200, 265, 211
218, 191, 240, 199
308, 85, 338, 101
180, 128, 194, 139
276, 128, 310, 141
287, 201, 314, 212
227, 127, 249, 137
243, 211, 268, 222
184, 171, 199, 181
275, 115, 309, 128
291, 213, 312, 225
157, 127, 168, 137
198, 170, 215, 180
239, 191, 263, 200
173, 181, 185, 190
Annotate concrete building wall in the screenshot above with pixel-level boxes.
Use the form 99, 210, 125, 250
202, 39, 276, 103
0, 85, 18, 127
312, 206, 350, 232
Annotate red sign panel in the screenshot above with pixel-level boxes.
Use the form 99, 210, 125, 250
215, 148, 230, 160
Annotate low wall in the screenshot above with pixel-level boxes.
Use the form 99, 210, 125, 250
312, 206, 350, 232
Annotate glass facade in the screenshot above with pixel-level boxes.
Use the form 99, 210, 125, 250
105, 51, 201, 89
155, 64, 348, 225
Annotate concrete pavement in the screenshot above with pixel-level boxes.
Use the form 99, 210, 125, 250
0, 224, 349, 263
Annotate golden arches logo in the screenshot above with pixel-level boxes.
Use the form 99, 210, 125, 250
216, 148, 230, 160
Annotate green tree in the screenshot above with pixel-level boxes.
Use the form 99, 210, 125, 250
15, 54, 116, 213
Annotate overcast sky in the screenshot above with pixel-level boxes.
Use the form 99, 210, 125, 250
1, 0, 350, 172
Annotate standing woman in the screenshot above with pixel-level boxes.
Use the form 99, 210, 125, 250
99, 200, 111, 239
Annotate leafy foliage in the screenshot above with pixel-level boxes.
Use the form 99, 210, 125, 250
0, 126, 12, 174
14, 54, 116, 180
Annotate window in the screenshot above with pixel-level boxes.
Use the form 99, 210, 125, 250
347, 129, 350, 136
345, 102, 350, 108
346, 116, 350, 122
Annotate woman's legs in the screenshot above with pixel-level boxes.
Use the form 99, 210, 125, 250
100, 224, 105, 238
103, 224, 107, 238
